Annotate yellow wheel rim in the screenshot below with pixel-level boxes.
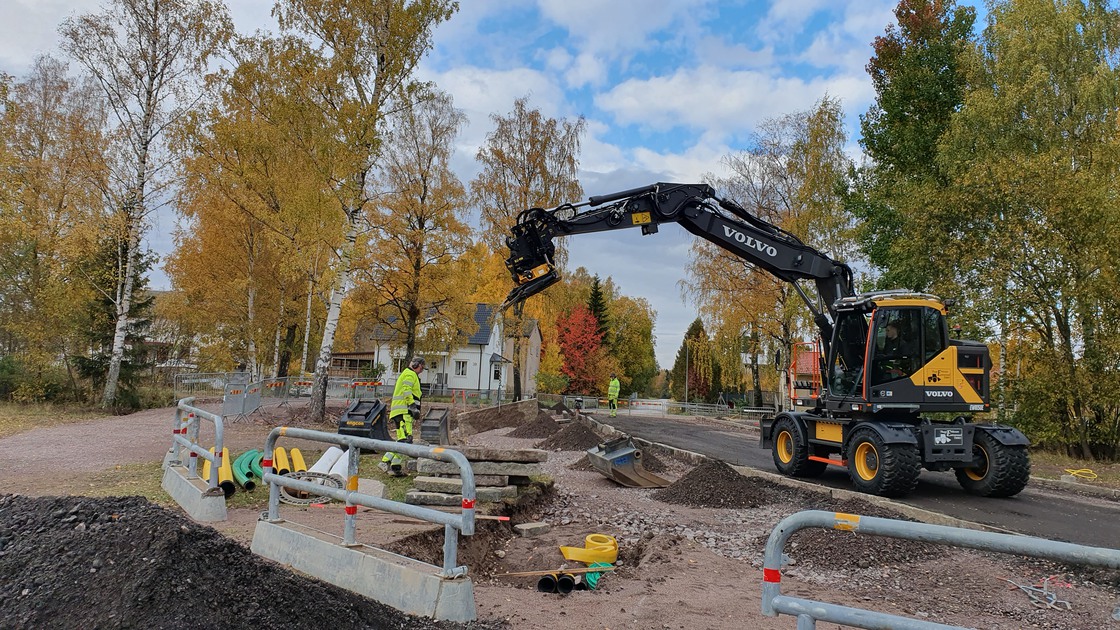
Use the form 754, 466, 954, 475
965, 444, 989, 481
854, 441, 879, 481
776, 430, 794, 464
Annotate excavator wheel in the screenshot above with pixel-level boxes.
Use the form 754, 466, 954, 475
771, 417, 827, 478
955, 430, 1031, 497
845, 427, 921, 497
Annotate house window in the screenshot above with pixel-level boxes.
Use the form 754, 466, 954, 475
492, 364, 502, 381
454, 360, 467, 377
393, 357, 406, 373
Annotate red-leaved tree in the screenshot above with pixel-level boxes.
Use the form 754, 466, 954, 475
556, 305, 608, 394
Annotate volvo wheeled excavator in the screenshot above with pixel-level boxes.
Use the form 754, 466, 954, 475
500, 182, 1030, 498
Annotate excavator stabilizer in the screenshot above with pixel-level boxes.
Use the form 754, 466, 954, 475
586, 436, 671, 488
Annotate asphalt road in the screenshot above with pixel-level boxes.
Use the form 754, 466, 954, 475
602, 412, 1120, 550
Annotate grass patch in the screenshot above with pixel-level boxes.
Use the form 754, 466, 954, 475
1030, 450, 1120, 488
0, 402, 102, 439
84, 462, 174, 506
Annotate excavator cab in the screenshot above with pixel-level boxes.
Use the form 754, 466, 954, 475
821, 292, 990, 417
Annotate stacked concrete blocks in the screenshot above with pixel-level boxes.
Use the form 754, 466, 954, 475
405, 446, 546, 507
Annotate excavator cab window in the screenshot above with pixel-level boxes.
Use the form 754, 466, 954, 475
828, 312, 868, 397
870, 309, 924, 386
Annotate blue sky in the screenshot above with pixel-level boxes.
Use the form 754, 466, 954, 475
0, 0, 980, 370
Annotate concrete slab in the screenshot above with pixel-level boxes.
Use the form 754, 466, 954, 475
161, 465, 226, 522
251, 519, 476, 622
405, 485, 517, 506
514, 522, 551, 537
417, 460, 541, 477
445, 446, 548, 463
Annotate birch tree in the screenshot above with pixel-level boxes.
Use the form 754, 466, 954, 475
275, 0, 457, 421
472, 96, 585, 400
351, 89, 473, 360
60, 0, 231, 407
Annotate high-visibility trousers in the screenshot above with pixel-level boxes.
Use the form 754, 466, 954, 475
381, 413, 415, 467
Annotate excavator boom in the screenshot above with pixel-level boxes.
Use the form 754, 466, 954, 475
502, 182, 853, 344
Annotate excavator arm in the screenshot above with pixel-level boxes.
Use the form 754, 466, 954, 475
502, 182, 854, 343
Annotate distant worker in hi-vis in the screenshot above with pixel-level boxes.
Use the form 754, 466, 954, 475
381, 356, 424, 477
607, 372, 621, 417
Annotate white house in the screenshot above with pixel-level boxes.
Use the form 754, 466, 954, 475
330, 304, 540, 398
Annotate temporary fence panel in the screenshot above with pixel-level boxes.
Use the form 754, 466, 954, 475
260, 427, 476, 577
242, 382, 263, 416
326, 377, 352, 400
349, 379, 382, 400
762, 510, 1120, 629
173, 372, 228, 400
222, 381, 248, 417
260, 377, 288, 405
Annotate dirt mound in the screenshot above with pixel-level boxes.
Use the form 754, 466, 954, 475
652, 460, 799, 509
458, 406, 523, 434
568, 454, 596, 471
772, 496, 947, 569
535, 423, 604, 452
507, 413, 560, 439
0, 494, 487, 630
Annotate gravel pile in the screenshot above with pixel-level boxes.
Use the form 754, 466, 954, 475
507, 412, 560, 439
536, 423, 604, 451
653, 460, 779, 509
0, 494, 487, 630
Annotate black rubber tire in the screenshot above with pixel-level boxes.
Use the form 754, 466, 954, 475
955, 430, 1031, 497
771, 416, 827, 478
845, 427, 921, 497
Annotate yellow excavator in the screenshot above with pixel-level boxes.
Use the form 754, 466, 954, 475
500, 182, 1030, 498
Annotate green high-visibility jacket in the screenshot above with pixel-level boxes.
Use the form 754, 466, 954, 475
608, 378, 620, 399
391, 367, 422, 419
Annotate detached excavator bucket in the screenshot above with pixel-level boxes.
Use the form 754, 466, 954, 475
586, 436, 671, 488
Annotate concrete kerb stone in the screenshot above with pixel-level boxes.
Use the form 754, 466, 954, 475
1028, 475, 1120, 502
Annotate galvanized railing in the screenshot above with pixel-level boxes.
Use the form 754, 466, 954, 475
261, 427, 476, 578
166, 397, 225, 494
762, 510, 1120, 629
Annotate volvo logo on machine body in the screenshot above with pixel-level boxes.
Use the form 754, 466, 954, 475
722, 226, 778, 257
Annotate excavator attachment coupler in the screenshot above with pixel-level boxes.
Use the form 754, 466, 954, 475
586, 436, 671, 488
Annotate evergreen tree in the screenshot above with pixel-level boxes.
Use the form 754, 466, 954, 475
71, 238, 155, 410
587, 275, 610, 344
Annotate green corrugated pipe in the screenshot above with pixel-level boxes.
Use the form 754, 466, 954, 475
582, 560, 609, 587
250, 453, 264, 479
233, 449, 259, 491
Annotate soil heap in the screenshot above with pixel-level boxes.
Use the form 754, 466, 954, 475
506, 410, 560, 439
535, 423, 603, 451
653, 460, 780, 509
0, 494, 495, 630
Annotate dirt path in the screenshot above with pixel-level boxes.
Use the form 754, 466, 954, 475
2, 403, 1119, 629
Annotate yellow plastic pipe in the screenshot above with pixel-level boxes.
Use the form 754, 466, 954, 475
202, 447, 214, 480
217, 447, 236, 498
289, 448, 308, 473
273, 446, 291, 476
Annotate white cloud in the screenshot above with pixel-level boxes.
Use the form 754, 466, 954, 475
596, 65, 865, 141
564, 52, 607, 88
536, 0, 709, 58
757, 0, 831, 41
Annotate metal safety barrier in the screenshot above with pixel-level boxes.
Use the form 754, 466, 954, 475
166, 397, 226, 494
762, 510, 1120, 629
261, 427, 476, 577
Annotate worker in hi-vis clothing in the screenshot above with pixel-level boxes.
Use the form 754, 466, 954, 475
381, 356, 424, 477
607, 372, 621, 417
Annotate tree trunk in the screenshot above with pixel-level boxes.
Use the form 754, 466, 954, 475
310, 213, 359, 422
246, 259, 257, 379
272, 295, 285, 378
300, 274, 314, 376
278, 323, 297, 378
101, 221, 140, 408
